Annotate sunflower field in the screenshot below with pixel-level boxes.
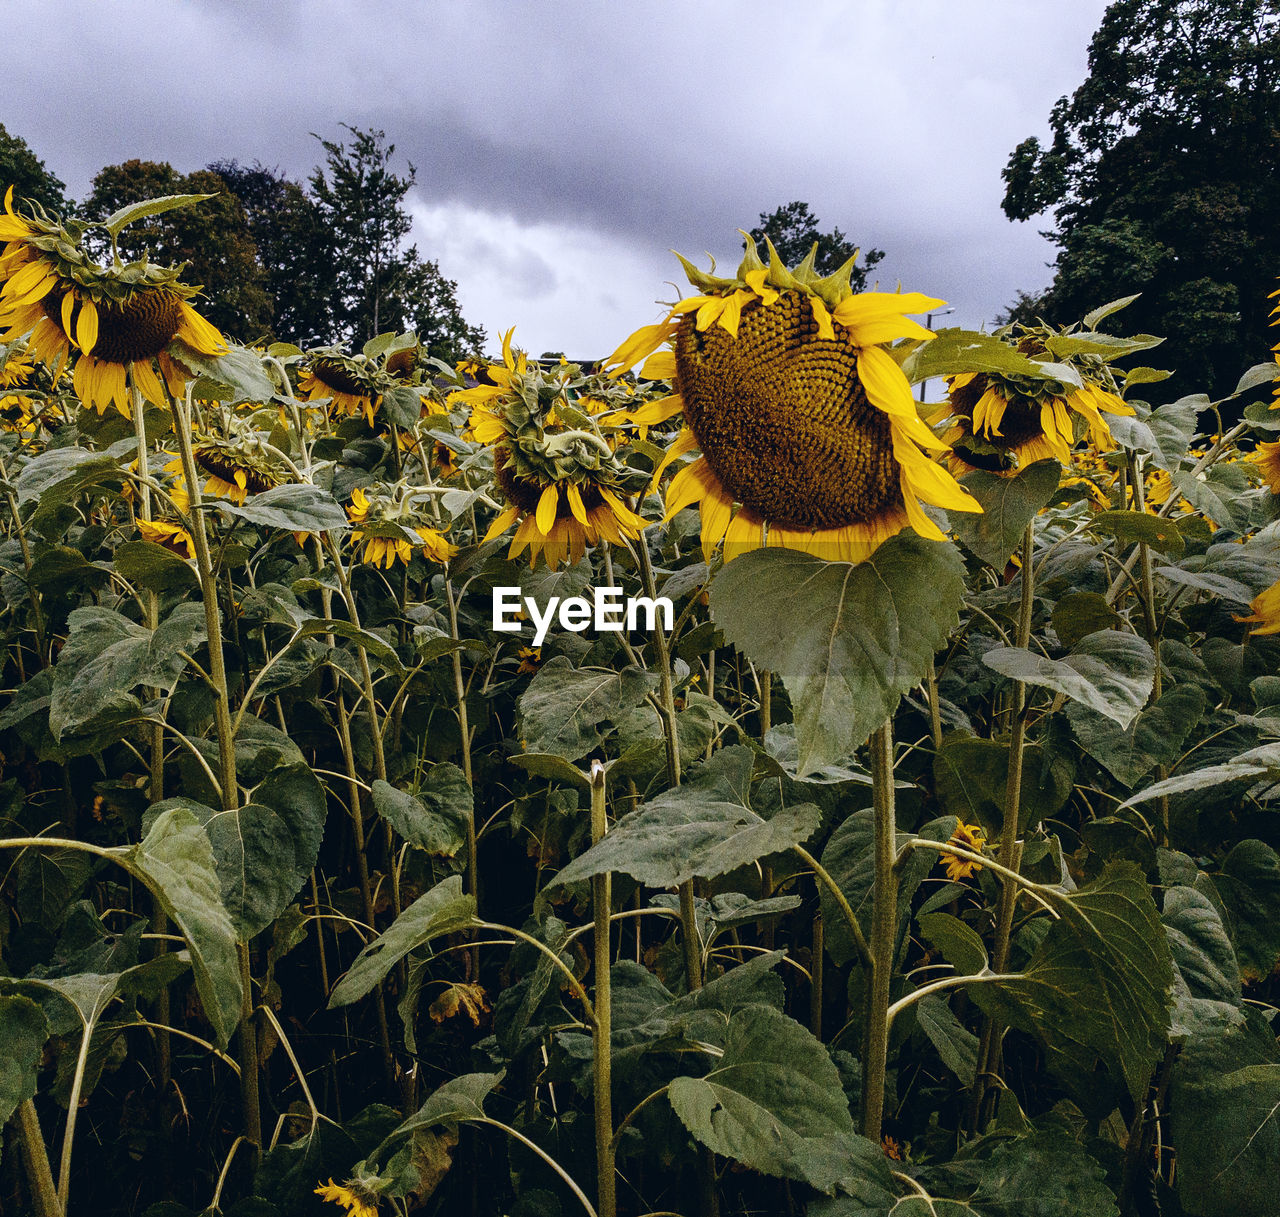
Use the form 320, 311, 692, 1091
1, 188, 1279, 1217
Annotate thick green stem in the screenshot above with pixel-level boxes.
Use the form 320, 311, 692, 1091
589, 762, 616, 1217
17, 1099, 58, 1217
446, 578, 478, 902
168, 388, 260, 1146
860, 722, 897, 1143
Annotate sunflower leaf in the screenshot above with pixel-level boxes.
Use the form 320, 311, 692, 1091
371, 767, 472, 858
517, 657, 657, 761
100, 192, 217, 238
983, 630, 1155, 729
711, 537, 966, 775
214, 483, 349, 533
952, 461, 1062, 568
0, 996, 49, 1125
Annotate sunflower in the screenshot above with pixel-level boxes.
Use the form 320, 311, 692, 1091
191, 427, 286, 505
0, 341, 63, 436
1236, 577, 1280, 636
451, 329, 648, 569
315, 1179, 379, 1217
940, 333, 1134, 476
516, 646, 543, 675
938, 820, 986, 882
298, 352, 382, 425
137, 517, 197, 560
605, 236, 981, 563
346, 484, 457, 568
0, 189, 225, 416
1251, 440, 1280, 494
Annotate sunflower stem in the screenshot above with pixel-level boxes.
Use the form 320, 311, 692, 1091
589, 762, 616, 1217
970, 519, 1036, 1127
16, 1100, 58, 1217
168, 382, 262, 1149
860, 721, 897, 1144
0, 445, 48, 670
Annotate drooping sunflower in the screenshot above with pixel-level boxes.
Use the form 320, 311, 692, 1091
298, 352, 383, 425
451, 330, 648, 569
315, 1178, 379, 1217
938, 820, 986, 882
1251, 440, 1280, 494
605, 236, 981, 563
346, 484, 457, 568
938, 329, 1136, 476
191, 424, 287, 505
0, 189, 226, 416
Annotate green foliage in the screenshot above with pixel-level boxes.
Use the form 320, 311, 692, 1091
749, 201, 885, 291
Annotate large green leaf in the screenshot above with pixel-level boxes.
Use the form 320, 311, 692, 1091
371, 765, 471, 858
933, 735, 1073, 836
0, 995, 48, 1124
957, 1131, 1119, 1216
215, 483, 349, 532
123, 807, 242, 1046
711, 537, 965, 776
517, 657, 657, 761
1163, 885, 1242, 1039
551, 746, 820, 890
1210, 840, 1280, 983
950, 461, 1061, 569
1173, 464, 1254, 532
1066, 684, 1205, 787
1121, 743, 1280, 807
49, 603, 207, 739
916, 993, 979, 1085
1170, 1013, 1280, 1217
975, 862, 1173, 1100
667, 1003, 890, 1195
328, 876, 475, 1008
983, 630, 1154, 729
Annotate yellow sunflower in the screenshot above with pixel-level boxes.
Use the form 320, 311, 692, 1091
298, 353, 381, 425
606, 235, 981, 563
191, 431, 286, 505
346, 484, 457, 568
452, 329, 648, 569
1251, 440, 1280, 494
517, 645, 543, 675
314, 1179, 379, 1217
1236, 577, 1280, 636
938, 820, 987, 882
940, 337, 1135, 476
137, 518, 196, 560
0, 189, 225, 416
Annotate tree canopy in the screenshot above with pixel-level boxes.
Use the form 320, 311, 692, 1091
748, 201, 885, 291
0, 122, 67, 215
1001, 0, 1280, 397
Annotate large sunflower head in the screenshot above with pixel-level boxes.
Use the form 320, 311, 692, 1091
449, 329, 648, 569
605, 235, 981, 563
938, 325, 1137, 476
345, 482, 458, 569
0, 189, 226, 417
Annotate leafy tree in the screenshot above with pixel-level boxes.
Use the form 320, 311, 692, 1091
0, 123, 67, 214
206, 160, 339, 347
83, 160, 272, 339
1001, 0, 1280, 396
308, 125, 485, 359
749, 201, 885, 291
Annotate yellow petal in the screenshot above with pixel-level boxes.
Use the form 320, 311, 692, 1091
76, 298, 98, 355
833, 292, 943, 346
483, 503, 519, 542
809, 294, 835, 341
639, 350, 676, 380
566, 482, 588, 525
535, 482, 559, 535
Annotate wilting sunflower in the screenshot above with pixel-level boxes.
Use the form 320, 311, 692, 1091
315, 1178, 379, 1217
606, 236, 981, 563
452, 329, 648, 569
1237, 577, 1280, 636
191, 425, 286, 505
938, 820, 986, 882
516, 646, 543, 675
938, 329, 1136, 476
299, 352, 380, 424
0, 189, 225, 415
346, 484, 457, 568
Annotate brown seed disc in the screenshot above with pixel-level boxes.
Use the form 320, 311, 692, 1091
674, 294, 901, 529
385, 349, 418, 379
46, 289, 182, 363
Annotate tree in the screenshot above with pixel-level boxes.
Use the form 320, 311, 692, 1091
0, 123, 67, 214
83, 160, 272, 339
748, 201, 885, 290
308, 125, 484, 358
1001, 0, 1280, 396
207, 160, 339, 347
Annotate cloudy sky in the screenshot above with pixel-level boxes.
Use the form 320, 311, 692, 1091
9, 0, 1111, 356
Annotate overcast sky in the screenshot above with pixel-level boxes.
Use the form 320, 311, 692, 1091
8, 0, 1112, 356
